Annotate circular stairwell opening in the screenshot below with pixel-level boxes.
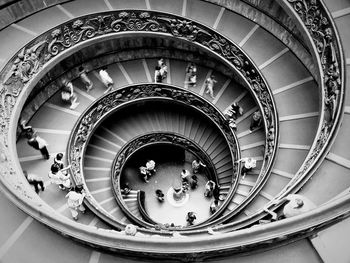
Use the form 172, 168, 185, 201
120, 143, 215, 227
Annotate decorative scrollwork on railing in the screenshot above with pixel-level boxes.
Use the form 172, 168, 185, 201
66, 84, 241, 228
68, 84, 239, 186
284, 0, 344, 186
0, 9, 279, 237
110, 132, 218, 226
0, 11, 277, 178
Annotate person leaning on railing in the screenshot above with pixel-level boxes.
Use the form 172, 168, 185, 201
263, 194, 316, 221
192, 159, 206, 174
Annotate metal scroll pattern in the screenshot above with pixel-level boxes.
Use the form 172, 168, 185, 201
0, 11, 278, 192
68, 84, 239, 186
286, 0, 343, 184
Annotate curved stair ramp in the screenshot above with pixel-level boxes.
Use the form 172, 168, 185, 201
0, 0, 348, 262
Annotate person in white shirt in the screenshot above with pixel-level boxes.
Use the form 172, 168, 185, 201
48, 163, 71, 190
236, 157, 257, 179
181, 169, 191, 182
146, 160, 156, 174
66, 187, 86, 220
99, 67, 114, 93
192, 159, 206, 174
204, 75, 217, 99
61, 80, 80, 109
158, 58, 168, 80
139, 166, 149, 183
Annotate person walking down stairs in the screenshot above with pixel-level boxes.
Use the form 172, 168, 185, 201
158, 58, 168, 80
235, 157, 257, 179
99, 66, 114, 94
66, 187, 86, 220
27, 133, 50, 160
61, 80, 80, 109
23, 170, 45, 194
204, 75, 217, 99
186, 62, 197, 88
78, 66, 93, 92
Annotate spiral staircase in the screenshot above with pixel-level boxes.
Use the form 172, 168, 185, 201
0, 0, 350, 262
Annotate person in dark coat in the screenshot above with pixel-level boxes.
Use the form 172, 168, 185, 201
23, 170, 45, 194
27, 134, 50, 160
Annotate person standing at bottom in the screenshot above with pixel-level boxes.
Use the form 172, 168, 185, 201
186, 211, 197, 226
204, 180, 216, 197
66, 187, 86, 220
192, 159, 206, 174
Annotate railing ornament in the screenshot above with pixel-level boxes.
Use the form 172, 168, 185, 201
67, 83, 241, 226
284, 0, 344, 186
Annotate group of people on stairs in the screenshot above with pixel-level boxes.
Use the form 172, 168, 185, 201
18, 57, 283, 229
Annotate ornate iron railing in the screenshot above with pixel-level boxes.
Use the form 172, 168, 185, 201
0, 10, 279, 228
252, 0, 346, 222
206, 0, 346, 232
66, 83, 240, 228
279, 0, 345, 192
6, 7, 336, 259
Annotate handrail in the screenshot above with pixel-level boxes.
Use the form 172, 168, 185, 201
137, 190, 158, 225
0, 2, 347, 260
276, 0, 345, 194
207, 0, 347, 232
260, 0, 346, 219
0, 8, 308, 258
110, 131, 220, 228
0, 10, 278, 227
66, 83, 240, 229
1, 173, 350, 260
202, 0, 317, 81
